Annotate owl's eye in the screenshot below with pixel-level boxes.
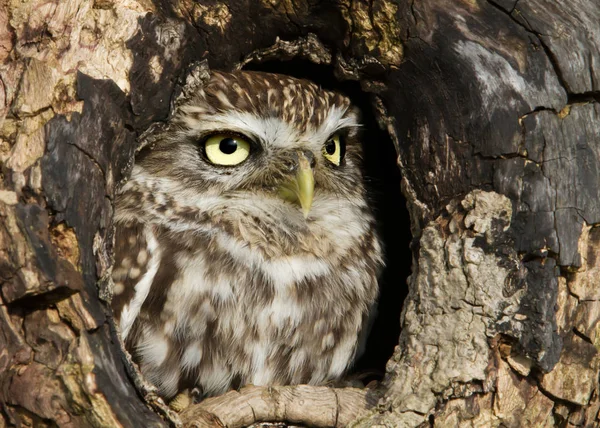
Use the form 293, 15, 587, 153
204, 134, 251, 166
322, 134, 345, 166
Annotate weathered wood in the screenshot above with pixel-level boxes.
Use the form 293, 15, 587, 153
1, 2, 170, 426
1, 0, 599, 427
181, 385, 380, 428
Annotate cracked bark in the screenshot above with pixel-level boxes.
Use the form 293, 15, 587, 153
2, 0, 600, 427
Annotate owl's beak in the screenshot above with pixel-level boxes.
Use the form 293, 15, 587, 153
278, 151, 315, 218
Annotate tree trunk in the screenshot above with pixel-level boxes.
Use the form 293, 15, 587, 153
1, 0, 599, 427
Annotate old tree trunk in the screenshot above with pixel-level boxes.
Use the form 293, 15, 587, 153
2, 0, 600, 426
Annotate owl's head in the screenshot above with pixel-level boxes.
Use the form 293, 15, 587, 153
128, 71, 369, 240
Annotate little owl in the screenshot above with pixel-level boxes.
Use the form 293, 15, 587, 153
111, 69, 383, 400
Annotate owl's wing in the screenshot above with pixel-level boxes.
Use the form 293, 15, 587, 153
111, 221, 159, 340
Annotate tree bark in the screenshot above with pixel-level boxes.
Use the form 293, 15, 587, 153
1, 0, 599, 427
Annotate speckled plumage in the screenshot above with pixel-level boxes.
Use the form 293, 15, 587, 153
111, 70, 383, 399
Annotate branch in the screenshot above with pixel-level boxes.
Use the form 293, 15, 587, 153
180, 385, 380, 428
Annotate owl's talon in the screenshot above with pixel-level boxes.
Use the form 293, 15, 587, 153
169, 389, 192, 412
190, 386, 203, 404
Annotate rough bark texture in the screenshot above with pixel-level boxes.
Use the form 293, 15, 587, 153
1, 0, 599, 427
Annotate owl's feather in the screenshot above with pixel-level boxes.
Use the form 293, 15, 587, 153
111, 222, 150, 330
112, 71, 383, 399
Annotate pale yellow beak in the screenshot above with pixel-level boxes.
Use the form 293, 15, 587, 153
278, 151, 315, 218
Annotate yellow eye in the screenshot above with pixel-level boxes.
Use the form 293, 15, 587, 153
204, 134, 251, 166
322, 134, 345, 166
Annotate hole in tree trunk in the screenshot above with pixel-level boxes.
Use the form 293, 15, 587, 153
112, 57, 413, 398
242, 59, 412, 380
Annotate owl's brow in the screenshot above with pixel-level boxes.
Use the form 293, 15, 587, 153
315, 105, 361, 138
178, 105, 360, 148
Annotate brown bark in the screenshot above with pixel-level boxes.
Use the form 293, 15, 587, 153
1, 0, 599, 427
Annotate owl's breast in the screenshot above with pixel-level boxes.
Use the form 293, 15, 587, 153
119, 197, 382, 398
173, 253, 372, 392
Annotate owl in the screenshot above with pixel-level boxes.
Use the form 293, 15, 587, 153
110, 70, 383, 400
